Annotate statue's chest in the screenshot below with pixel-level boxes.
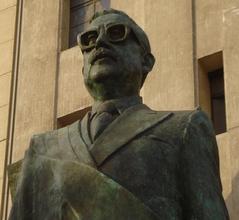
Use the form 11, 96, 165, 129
99, 134, 182, 217
99, 134, 180, 195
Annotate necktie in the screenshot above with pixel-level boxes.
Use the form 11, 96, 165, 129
90, 102, 119, 141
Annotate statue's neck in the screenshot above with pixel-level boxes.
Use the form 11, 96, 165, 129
85, 79, 141, 102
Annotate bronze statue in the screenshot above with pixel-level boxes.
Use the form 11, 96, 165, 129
9, 9, 229, 220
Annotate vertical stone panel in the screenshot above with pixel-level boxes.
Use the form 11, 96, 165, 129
111, 0, 145, 28
0, 40, 14, 75
60, 0, 70, 50
0, 6, 16, 43
228, 128, 239, 219
216, 133, 232, 214
58, 47, 91, 118
0, 2, 17, 218
0, 0, 16, 11
0, 105, 9, 141
0, 73, 11, 107
223, 7, 239, 130
0, 140, 6, 209
222, 3, 239, 218
12, 0, 60, 162
196, 0, 223, 58
0, 141, 6, 177
0, 141, 6, 207
143, 0, 194, 110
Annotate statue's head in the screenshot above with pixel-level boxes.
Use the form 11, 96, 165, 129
78, 9, 155, 101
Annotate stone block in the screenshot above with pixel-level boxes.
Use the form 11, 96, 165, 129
111, 0, 145, 28
0, 6, 16, 43
0, 177, 2, 209
228, 127, 239, 219
0, 140, 6, 179
0, 40, 14, 75
216, 133, 231, 200
0, 105, 9, 141
12, 0, 60, 162
0, 73, 11, 107
223, 6, 239, 130
143, 1, 194, 110
58, 46, 92, 118
225, 70, 239, 130
59, 0, 70, 50
0, 0, 16, 11
223, 0, 239, 11
196, 0, 223, 58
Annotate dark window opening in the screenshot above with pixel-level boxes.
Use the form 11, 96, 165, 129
69, 0, 110, 48
208, 69, 226, 135
57, 106, 92, 128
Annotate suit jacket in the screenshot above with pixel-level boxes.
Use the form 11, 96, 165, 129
9, 104, 229, 220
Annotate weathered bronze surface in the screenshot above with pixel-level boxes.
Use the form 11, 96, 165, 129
9, 9, 229, 220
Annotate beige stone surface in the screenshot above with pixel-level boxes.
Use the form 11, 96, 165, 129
223, 8, 239, 130
0, 40, 14, 75
223, 0, 239, 11
0, 105, 9, 141
0, 177, 2, 209
0, 140, 6, 178
60, 0, 70, 50
0, 6, 16, 43
12, 0, 60, 162
0, 0, 16, 11
0, 140, 6, 208
58, 46, 92, 118
216, 133, 231, 204
196, 0, 223, 58
143, 0, 194, 110
111, 0, 145, 28
228, 127, 239, 219
0, 72, 11, 107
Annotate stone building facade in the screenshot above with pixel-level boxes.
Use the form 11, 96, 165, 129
0, 0, 239, 219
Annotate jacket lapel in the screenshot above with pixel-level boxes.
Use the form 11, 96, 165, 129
90, 104, 173, 167
80, 111, 93, 147
68, 113, 96, 167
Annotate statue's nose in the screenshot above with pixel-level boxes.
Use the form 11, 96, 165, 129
95, 30, 109, 49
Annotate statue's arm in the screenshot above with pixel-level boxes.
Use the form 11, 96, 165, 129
180, 110, 229, 220
8, 135, 44, 220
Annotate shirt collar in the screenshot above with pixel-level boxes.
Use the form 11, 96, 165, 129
91, 95, 143, 115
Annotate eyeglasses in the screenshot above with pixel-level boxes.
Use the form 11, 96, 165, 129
77, 23, 131, 51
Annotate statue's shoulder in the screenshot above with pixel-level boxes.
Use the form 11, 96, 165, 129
154, 106, 210, 126
170, 107, 212, 131
149, 107, 212, 144
28, 120, 81, 157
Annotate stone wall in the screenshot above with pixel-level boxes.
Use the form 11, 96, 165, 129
0, 0, 16, 218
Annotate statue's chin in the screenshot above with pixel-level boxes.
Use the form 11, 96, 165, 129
90, 68, 118, 83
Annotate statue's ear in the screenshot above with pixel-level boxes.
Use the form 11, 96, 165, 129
142, 53, 155, 74
140, 53, 155, 87
82, 66, 84, 74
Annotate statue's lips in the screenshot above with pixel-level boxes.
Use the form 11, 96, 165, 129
90, 50, 117, 64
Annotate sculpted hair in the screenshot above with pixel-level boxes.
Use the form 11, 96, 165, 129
90, 9, 152, 54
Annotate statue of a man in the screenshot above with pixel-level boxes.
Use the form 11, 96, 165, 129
10, 9, 229, 220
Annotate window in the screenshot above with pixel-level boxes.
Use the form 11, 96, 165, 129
208, 69, 226, 134
57, 106, 92, 128
69, 0, 110, 48
198, 52, 227, 135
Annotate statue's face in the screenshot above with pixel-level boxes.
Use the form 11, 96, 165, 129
79, 13, 145, 99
